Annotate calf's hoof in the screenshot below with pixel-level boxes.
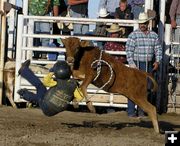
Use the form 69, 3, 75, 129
87, 101, 96, 113
72, 99, 79, 109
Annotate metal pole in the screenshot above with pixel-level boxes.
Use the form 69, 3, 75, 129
22, 0, 28, 60
23, 0, 28, 15
159, 0, 166, 44
165, 24, 171, 56
158, 0, 167, 113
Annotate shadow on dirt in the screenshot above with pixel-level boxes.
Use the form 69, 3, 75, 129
62, 120, 180, 134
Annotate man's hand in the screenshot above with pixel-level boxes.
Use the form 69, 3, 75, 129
153, 62, 159, 71
171, 20, 177, 29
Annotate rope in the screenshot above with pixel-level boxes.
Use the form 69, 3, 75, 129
87, 50, 114, 101
92, 50, 103, 81
91, 59, 113, 90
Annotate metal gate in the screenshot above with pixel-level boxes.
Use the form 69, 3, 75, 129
14, 14, 139, 108
168, 25, 180, 112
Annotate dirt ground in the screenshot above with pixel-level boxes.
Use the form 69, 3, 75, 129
0, 106, 180, 146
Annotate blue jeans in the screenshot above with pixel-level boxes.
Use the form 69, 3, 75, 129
34, 21, 51, 46
127, 61, 153, 117
132, 5, 144, 19
20, 66, 47, 103
69, 9, 89, 35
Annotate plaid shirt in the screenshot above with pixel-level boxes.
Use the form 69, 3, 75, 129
126, 29, 162, 65
29, 0, 60, 16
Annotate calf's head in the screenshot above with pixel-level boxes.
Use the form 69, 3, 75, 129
61, 37, 91, 65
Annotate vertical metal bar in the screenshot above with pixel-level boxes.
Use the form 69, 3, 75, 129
14, 15, 24, 102
22, 0, 29, 60
27, 19, 34, 59
159, 0, 166, 44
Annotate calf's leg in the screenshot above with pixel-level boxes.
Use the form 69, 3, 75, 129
134, 97, 159, 133
4, 71, 17, 108
6, 89, 17, 108
80, 74, 96, 113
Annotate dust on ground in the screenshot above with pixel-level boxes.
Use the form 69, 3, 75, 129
0, 106, 180, 146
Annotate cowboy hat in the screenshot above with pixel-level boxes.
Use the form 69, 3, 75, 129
106, 23, 125, 35
97, 8, 109, 18
138, 12, 154, 23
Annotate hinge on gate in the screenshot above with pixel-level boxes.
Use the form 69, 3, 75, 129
3, 2, 22, 14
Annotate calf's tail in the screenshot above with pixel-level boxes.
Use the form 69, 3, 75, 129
146, 73, 158, 92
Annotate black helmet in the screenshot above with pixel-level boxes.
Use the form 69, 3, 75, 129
53, 61, 71, 79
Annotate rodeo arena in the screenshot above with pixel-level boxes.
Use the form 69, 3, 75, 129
0, 0, 180, 145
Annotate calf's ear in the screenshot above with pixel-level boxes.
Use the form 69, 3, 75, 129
80, 40, 91, 47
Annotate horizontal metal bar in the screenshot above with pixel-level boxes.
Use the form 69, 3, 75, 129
171, 42, 180, 45
70, 102, 128, 108
22, 47, 126, 55
105, 50, 126, 55
14, 97, 128, 108
171, 54, 180, 58
23, 15, 138, 25
22, 34, 127, 42
22, 47, 66, 52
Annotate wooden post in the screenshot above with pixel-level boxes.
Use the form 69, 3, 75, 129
7, 0, 16, 58
0, 0, 6, 106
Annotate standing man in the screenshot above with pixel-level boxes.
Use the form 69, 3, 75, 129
126, 12, 162, 117
28, 0, 60, 59
169, 0, 180, 42
68, 0, 89, 35
98, 0, 120, 18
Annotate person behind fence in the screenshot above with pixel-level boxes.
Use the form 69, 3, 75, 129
104, 23, 127, 63
68, 0, 89, 35
17, 60, 84, 116
98, 0, 120, 18
28, 0, 60, 59
169, 0, 180, 44
127, 0, 145, 19
115, 0, 134, 37
125, 12, 162, 118
54, 0, 72, 36
93, 8, 111, 49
